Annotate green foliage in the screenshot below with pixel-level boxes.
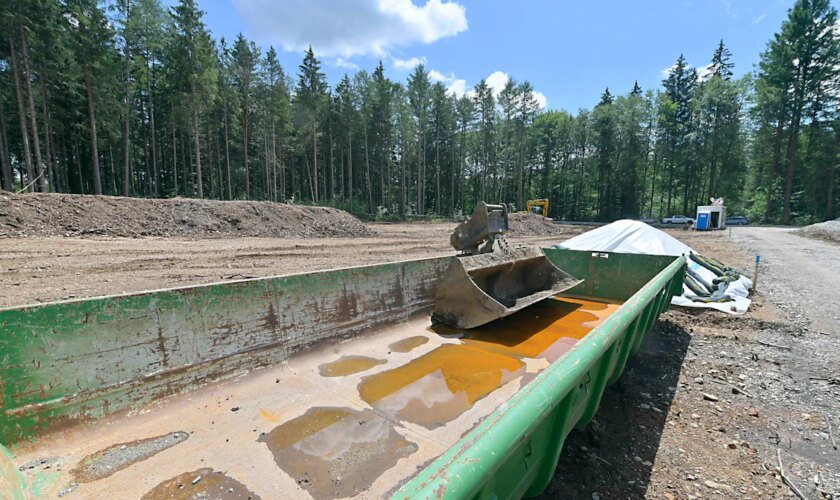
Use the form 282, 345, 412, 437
0, 1, 836, 224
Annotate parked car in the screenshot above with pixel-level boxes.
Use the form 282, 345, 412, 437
637, 217, 656, 225
725, 215, 750, 225
661, 215, 694, 225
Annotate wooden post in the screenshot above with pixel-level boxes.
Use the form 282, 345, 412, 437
753, 255, 760, 292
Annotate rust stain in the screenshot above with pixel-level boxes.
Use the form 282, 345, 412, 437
262, 302, 279, 332
258, 407, 417, 499
358, 344, 525, 429
258, 409, 279, 423
71, 431, 189, 483
141, 468, 259, 499
317, 356, 387, 377
388, 336, 429, 354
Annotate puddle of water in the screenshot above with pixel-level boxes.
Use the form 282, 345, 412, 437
258, 407, 417, 498
71, 431, 189, 483
459, 297, 621, 362
318, 355, 387, 377
141, 467, 259, 499
358, 298, 620, 429
358, 344, 525, 429
388, 336, 429, 354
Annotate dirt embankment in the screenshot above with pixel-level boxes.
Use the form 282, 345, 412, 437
793, 218, 840, 244
507, 213, 565, 236
0, 192, 371, 239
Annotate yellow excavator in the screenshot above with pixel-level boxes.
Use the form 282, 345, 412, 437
525, 199, 550, 217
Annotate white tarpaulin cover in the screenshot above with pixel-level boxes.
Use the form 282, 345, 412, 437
557, 220, 752, 314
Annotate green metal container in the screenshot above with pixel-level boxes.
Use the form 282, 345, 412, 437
392, 249, 685, 499
0, 249, 684, 498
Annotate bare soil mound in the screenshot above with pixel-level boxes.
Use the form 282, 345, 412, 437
0, 192, 371, 239
793, 219, 840, 244
507, 213, 564, 237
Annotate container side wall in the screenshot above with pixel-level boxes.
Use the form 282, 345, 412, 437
0, 258, 448, 447
544, 248, 680, 302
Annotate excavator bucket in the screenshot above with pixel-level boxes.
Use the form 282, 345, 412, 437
434, 246, 582, 329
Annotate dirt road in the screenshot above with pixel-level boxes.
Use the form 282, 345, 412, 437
732, 226, 840, 335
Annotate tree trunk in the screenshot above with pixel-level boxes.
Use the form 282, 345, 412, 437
19, 24, 44, 191
435, 121, 440, 214
0, 97, 13, 191
108, 146, 117, 194
828, 116, 839, 219
782, 113, 801, 224
243, 104, 249, 199
38, 62, 57, 192
214, 118, 223, 199
191, 83, 203, 199
517, 126, 525, 210
303, 146, 315, 201
312, 119, 319, 203
330, 118, 335, 203
84, 69, 103, 195
765, 116, 785, 220
271, 120, 277, 201
148, 65, 159, 196
263, 135, 269, 199
348, 130, 353, 210
401, 136, 406, 216
172, 126, 178, 195
223, 108, 232, 200
123, 19, 131, 196
9, 29, 34, 190
364, 123, 372, 213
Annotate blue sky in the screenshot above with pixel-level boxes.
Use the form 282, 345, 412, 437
167, 0, 836, 111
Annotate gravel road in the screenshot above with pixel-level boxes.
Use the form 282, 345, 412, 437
732, 226, 840, 335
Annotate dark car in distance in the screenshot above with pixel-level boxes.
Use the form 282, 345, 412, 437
725, 215, 749, 225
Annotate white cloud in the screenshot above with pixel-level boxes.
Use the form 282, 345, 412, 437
429, 69, 448, 82
696, 62, 714, 81
232, 0, 468, 57
427, 69, 548, 107
485, 70, 510, 95
480, 71, 548, 109
752, 13, 767, 24
334, 57, 359, 70
662, 61, 716, 82
426, 69, 468, 97
532, 91, 548, 109
447, 78, 468, 98
660, 62, 679, 78
392, 55, 427, 71
720, 0, 737, 19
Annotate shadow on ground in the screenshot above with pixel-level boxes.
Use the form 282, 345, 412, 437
537, 319, 691, 499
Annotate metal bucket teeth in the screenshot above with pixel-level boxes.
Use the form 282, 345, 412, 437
434, 247, 583, 329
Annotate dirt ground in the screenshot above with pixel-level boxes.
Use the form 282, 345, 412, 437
2, 215, 838, 499
0, 192, 372, 239
0, 222, 585, 308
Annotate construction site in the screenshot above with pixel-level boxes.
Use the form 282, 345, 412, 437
0, 193, 837, 499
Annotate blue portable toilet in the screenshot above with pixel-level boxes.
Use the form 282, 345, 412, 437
696, 211, 710, 231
